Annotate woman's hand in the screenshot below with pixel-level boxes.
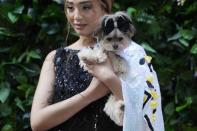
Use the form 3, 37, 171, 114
83, 57, 115, 81
81, 77, 110, 103
83, 57, 123, 100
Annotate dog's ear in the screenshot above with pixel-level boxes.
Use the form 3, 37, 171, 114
116, 11, 136, 38
92, 24, 103, 41
92, 16, 108, 41
128, 20, 136, 38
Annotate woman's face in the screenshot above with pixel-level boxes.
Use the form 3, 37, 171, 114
65, 0, 106, 36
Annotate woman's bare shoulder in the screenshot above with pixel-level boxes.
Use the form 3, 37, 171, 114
44, 50, 57, 62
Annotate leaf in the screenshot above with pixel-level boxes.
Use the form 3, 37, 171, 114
0, 47, 10, 53
0, 82, 11, 103
190, 44, 197, 54
179, 38, 189, 47
17, 84, 28, 92
13, 5, 24, 14
17, 84, 34, 95
0, 27, 14, 37
27, 8, 34, 19
141, 42, 157, 53
8, 12, 19, 23
136, 12, 155, 24
163, 5, 172, 13
176, 97, 192, 112
182, 124, 197, 131
15, 97, 25, 112
41, 23, 60, 35
170, 119, 180, 126
26, 50, 41, 61
164, 102, 174, 115
52, 0, 64, 4
22, 66, 37, 74
1, 124, 13, 131
127, 7, 137, 15
167, 32, 181, 41
16, 74, 28, 84
0, 103, 12, 117
180, 29, 194, 40
33, 0, 38, 3
113, 3, 120, 10
17, 51, 27, 63
186, 97, 193, 105
176, 103, 187, 112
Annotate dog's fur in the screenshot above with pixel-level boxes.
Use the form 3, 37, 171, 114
78, 11, 135, 126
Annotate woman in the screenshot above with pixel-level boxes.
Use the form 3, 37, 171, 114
30, 0, 123, 130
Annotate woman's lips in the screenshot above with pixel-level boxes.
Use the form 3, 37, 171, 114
74, 24, 87, 30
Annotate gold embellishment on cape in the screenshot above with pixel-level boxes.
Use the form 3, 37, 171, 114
144, 55, 152, 63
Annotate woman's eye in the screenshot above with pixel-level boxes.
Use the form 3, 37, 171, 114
82, 5, 92, 10
66, 6, 74, 11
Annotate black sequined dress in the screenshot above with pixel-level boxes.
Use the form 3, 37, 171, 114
48, 48, 122, 131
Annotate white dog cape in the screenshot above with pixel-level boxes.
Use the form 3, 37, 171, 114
119, 41, 164, 131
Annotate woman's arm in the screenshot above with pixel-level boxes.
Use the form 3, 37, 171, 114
30, 51, 109, 131
98, 70, 123, 100
84, 58, 123, 100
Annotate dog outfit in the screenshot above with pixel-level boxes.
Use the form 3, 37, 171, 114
119, 41, 164, 131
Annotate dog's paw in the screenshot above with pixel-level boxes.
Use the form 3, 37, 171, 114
77, 47, 95, 69
78, 59, 88, 71
121, 60, 128, 73
103, 95, 124, 126
115, 59, 128, 75
77, 47, 107, 70
93, 47, 107, 63
114, 100, 124, 126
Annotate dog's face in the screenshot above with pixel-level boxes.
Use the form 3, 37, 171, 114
94, 11, 136, 52
100, 28, 131, 52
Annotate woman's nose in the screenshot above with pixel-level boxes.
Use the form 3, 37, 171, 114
74, 9, 83, 21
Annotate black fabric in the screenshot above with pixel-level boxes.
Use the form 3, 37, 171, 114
48, 48, 122, 131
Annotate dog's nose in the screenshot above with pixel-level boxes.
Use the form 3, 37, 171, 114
113, 45, 118, 49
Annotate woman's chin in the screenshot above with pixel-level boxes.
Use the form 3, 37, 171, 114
75, 30, 93, 37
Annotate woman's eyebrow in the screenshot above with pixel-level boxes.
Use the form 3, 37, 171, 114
79, 0, 92, 5
65, 1, 73, 6
65, 0, 92, 5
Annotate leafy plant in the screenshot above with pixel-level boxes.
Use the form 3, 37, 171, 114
0, 0, 196, 130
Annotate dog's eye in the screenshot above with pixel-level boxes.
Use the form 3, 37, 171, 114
106, 37, 112, 41
118, 37, 123, 41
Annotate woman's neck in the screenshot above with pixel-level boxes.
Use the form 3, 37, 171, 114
78, 36, 96, 47
67, 36, 97, 50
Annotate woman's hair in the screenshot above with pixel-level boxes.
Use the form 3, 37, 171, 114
99, 0, 114, 13
64, 0, 114, 44
64, 0, 113, 13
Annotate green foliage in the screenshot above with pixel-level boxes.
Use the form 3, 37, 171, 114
0, 0, 196, 130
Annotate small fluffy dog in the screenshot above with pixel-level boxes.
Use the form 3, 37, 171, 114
78, 11, 135, 126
